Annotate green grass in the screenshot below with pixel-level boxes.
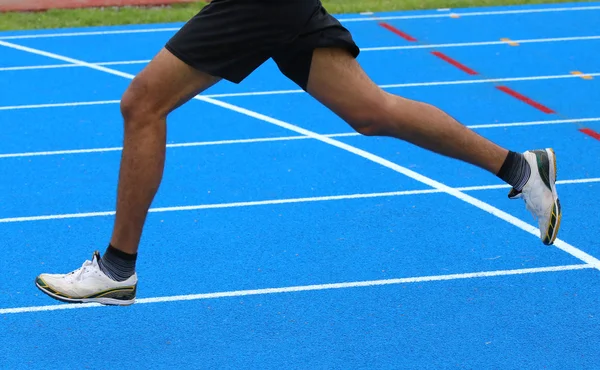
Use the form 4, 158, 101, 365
0, 0, 593, 31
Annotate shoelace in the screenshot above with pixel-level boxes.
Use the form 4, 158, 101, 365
65, 259, 94, 281
75, 260, 94, 281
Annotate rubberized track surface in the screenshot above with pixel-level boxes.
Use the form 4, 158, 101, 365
1, 3, 599, 369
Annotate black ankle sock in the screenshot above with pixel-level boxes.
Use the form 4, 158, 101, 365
497, 151, 531, 191
98, 244, 137, 282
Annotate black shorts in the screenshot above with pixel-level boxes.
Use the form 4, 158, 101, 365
165, 0, 360, 90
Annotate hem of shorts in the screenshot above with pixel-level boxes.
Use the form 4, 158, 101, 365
164, 43, 242, 84
311, 31, 361, 59
325, 39, 360, 59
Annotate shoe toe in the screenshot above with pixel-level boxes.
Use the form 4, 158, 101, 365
36, 273, 75, 297
35, 274, 60, 295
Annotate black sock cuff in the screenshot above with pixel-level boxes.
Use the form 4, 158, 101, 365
107, 244, 137, 261
496, 150, 530, 191
497, 151, 517, 177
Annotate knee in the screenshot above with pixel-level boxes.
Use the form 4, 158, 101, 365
344, 96, 394, 137
120, 76, 164, 130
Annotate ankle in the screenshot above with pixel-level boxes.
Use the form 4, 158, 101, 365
497, 151, 531, 191
98, 244, 137, 282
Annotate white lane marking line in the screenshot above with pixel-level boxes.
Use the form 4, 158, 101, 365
0, 63, 80, 71
340, 5, 600, 22
2, 72, 599, 111
1, 264, 592, 314
0, 40, 142, 80
1, 5, 599, 40
0, 189, 438, 223
0, 59, 150, 72
191, 73, 600, 99
0, 177, 597, 224
198, 97, 600, 270
95, 60, 150, 66
2, 117, 600, 159
204, 89, 304, 99
4, 34, 600, 72
361, 35, 600, 51
0, 134, 338, 159
3, 41, 599, 271
0, 27, 182, 40
0, 100, 120, 111
466, 117, 600, 129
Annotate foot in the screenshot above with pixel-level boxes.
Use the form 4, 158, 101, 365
35, 251, 137, 306
508, 148, 562, 245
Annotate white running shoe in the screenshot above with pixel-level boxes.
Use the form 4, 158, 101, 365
35, 251, 137, 306
508, 148, 562, 245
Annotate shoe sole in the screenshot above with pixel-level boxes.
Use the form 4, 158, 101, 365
544, 148, 562, 245
35, 280, 136, 306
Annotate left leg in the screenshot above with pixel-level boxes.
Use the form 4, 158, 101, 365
307, 48, 560, 245
306, 48, 508, 175
273, 6, 561, 245
271, 4, 508, 176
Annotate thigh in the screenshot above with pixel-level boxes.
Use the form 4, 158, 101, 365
124, 47, 221, 117
272, 3, 361, 90
305, 47, 386, 124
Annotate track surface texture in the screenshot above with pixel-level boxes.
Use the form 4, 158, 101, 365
1, 3, 599, 369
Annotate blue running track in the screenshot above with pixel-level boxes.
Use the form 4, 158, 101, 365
1, 2, 599, 369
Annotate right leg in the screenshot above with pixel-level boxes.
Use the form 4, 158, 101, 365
109, 0, 311, 255
35, 0, 301, 305
34, 49, 221, 305
110, 48, 220, 256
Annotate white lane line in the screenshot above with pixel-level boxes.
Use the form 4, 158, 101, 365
2, 117, 600, 159
1, 264, 592, 315
0, 188, 438, 223
379, 72, 600, 87
196, 96, 600, 270
0, 27, 182, 40
2, 41, 599, 271
0, 134, 341, 159
340, 5, 600, 22
0, 59, 150, 72
92, 60, 149, 66
0, 177, 597, 224
0, 100, 120, 111
2, 72, 598, 111
466, 117, 600, 129
361, 35, 600, 51
0, 63, 82, 72
3, 34, 600, 72
191, 73, 600, 99
0, 40, 143, 80
205, 89, 305, 99
1, 4, 599, 41
199, 101, 600, 270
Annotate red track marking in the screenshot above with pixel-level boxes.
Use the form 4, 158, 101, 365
495, 86, 555, 114
379, 22, 417, 41
580, 128, 600, 141
430, 51, 478, 75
